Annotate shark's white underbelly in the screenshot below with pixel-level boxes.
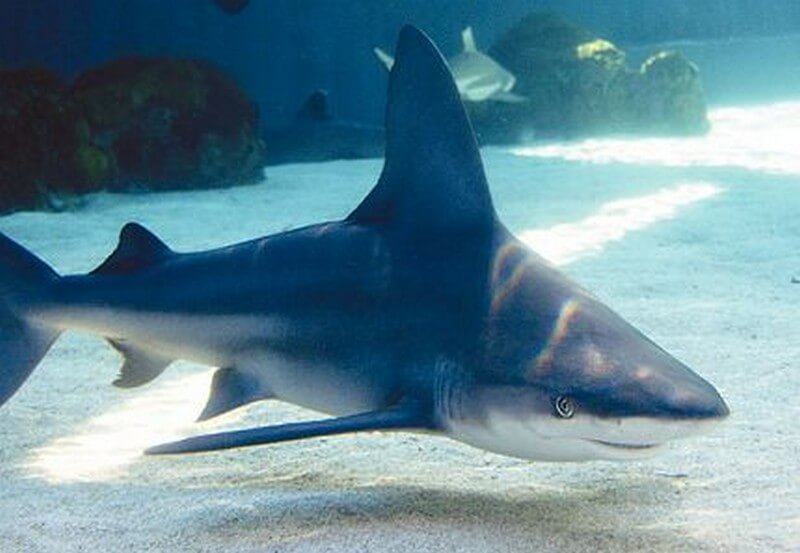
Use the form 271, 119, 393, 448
32, 305, 393, 416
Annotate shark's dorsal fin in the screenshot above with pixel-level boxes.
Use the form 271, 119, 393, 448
349, 26, 495, 233
296, 89, 333, 122
462, 27, 478, 53
92, 223, 173, 275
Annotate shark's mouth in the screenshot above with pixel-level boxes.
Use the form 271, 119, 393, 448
589, 439, 662, 451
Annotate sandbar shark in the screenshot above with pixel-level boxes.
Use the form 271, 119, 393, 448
0, 26, 727, 462
375, 27, 525, 104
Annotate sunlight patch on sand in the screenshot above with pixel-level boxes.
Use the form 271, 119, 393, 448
26, 371, 214, 483
511, 101, 800, 176
520, 182, 722, 265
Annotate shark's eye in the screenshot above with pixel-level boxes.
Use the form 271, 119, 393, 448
554, 395, 575, 419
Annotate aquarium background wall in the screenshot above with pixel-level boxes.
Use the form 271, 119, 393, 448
2, 0, 800, 130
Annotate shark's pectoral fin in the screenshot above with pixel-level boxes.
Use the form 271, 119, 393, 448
109, 340, 173, 388
146, 404, 435, 455
92, 222, 174, 275
197, 367, 273, 422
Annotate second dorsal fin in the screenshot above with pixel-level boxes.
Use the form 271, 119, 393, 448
348, 26, 496, 234
92, 222, 173, 275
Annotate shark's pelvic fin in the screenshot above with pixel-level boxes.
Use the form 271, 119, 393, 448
349, 26, 496, 233
108, 339, 173, 388
92, 222, 174, 276
461, 26, 478, 53
296, 89, 333, 122
373, 47, 395, 71
197, 367, 273, 421
146, 404, 434, 455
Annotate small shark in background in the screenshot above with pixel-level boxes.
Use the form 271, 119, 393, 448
263, 90, 384, 165
0, 26, 727, 462
212, 0, 250, 15
375, 27, 525, 103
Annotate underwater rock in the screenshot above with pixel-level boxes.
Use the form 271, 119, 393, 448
467, 12, 709, 143
635, 51, 710, 135
72, 57, 266, 190
0, 67, 108, 213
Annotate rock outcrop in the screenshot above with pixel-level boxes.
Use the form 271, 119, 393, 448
0, 68, 108, 212
0, 58, 265, 214
467, 13, 710, 143
72, 58, 266, 191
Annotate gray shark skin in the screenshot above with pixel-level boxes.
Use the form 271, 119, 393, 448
0, 26, 728, 462
375, 27, 525, 104
264, 90, 385, 166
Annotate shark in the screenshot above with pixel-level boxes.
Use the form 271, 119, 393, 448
0, 26, 728, 462
264, 90, 384, 166
375, 27, 525, 104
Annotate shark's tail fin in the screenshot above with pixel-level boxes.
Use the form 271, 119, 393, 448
0, 232, 61, 407
373, 47, 395, 71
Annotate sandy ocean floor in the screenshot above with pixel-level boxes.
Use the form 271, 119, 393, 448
1, 101, 799, 552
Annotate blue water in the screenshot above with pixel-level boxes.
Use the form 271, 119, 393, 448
2, 2, 799, 124
1, 4, 799, 552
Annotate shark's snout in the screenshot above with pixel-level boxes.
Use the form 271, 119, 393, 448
533, 295, 730, 426
604, 353, 730, 425
657, 368, 729, 421
460, 286, 731, 462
